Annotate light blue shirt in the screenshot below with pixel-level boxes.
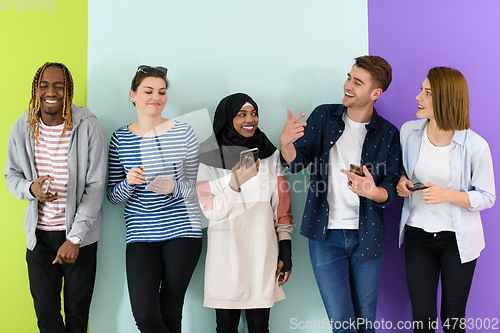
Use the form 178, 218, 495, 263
399, 119, 496, 263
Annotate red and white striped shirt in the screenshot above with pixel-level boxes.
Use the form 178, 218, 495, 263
35, 121, 72, 231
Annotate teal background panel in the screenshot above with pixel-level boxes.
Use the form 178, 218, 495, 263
87, 1, 368, 332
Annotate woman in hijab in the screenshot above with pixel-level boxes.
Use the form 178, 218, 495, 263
197, 93, 295, 333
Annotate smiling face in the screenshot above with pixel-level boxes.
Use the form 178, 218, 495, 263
416, 78, 434, 120
39, 66, 65, 122
129, 76, 167, 116
232, 105, 259, 138
342, 66, 381, 109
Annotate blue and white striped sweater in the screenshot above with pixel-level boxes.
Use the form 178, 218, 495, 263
107, 121, 202, 244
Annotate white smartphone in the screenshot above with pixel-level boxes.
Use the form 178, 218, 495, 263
44, 178, 51, 194
145, 174, 173, 191
239, 148, 259, 168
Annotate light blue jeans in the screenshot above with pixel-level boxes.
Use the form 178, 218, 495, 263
309, 229, 383, 333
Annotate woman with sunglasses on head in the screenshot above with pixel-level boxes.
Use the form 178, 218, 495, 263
397, 67, 495, 333
196, 93, 295, 333
107, 65, 202, 333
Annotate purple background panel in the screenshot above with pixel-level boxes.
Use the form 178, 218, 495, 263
369, 0, 500, 330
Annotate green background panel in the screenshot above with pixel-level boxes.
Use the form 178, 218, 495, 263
0, 1, 88, 332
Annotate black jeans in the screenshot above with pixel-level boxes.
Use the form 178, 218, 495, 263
126, 237, 202, 333
405, 225, 476, 333
26, 230, 97, 333
216, 308, 270, 333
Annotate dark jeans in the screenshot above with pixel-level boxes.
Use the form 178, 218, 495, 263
216, 308, 270, 333
126, 237, 202, 333
26, 230, 97, 333
405, 225, 476, 333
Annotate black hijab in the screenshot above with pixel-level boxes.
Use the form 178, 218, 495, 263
199, 93, 276, 170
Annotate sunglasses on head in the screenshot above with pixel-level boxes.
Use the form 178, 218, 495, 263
136, 65, 168, 76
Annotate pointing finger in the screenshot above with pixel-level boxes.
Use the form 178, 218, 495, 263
291, 113, 307, 124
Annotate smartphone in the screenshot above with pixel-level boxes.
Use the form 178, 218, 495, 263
349, 164, 365, 177
240, 148, 259, 168
410, 182, 428, 191
145, 174, 173, 191
44, 178, 51, 194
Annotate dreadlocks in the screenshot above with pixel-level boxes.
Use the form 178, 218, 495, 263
27, 62, 74, 142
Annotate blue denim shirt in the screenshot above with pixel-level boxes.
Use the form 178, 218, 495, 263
399, 119, 496, 263
280, 104, 401, 260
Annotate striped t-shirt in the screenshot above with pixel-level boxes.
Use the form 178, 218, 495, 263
107, 121, 202, 244
35, 121, 72, 231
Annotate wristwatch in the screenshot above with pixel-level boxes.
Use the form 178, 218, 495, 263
68, 236, 82, 245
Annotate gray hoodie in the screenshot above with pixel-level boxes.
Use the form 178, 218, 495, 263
4, 105, 107, 250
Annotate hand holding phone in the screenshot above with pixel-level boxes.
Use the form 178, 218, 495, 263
349, 164, 365, 177
410, 182, 428, 191
240, 148, 259, 168
146, 175, 174, 194
230, 149, 260, 191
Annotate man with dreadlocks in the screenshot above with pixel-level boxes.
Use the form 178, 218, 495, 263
4, 62, 106, 333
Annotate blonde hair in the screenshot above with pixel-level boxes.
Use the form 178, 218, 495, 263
28, 62, 74, 142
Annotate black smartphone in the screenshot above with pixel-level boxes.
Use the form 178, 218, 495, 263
349, 164, 365, 177
411, 182, 428, 191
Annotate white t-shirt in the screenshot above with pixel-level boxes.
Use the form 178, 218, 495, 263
407, 125, 454, 232
327, 113, 368, 229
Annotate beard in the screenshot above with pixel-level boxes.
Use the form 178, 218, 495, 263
41, 100, 63, 116
342, 93, 371, 109
42, 108, 63, 117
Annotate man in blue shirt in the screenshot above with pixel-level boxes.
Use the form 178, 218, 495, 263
280, 56, 400, 332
